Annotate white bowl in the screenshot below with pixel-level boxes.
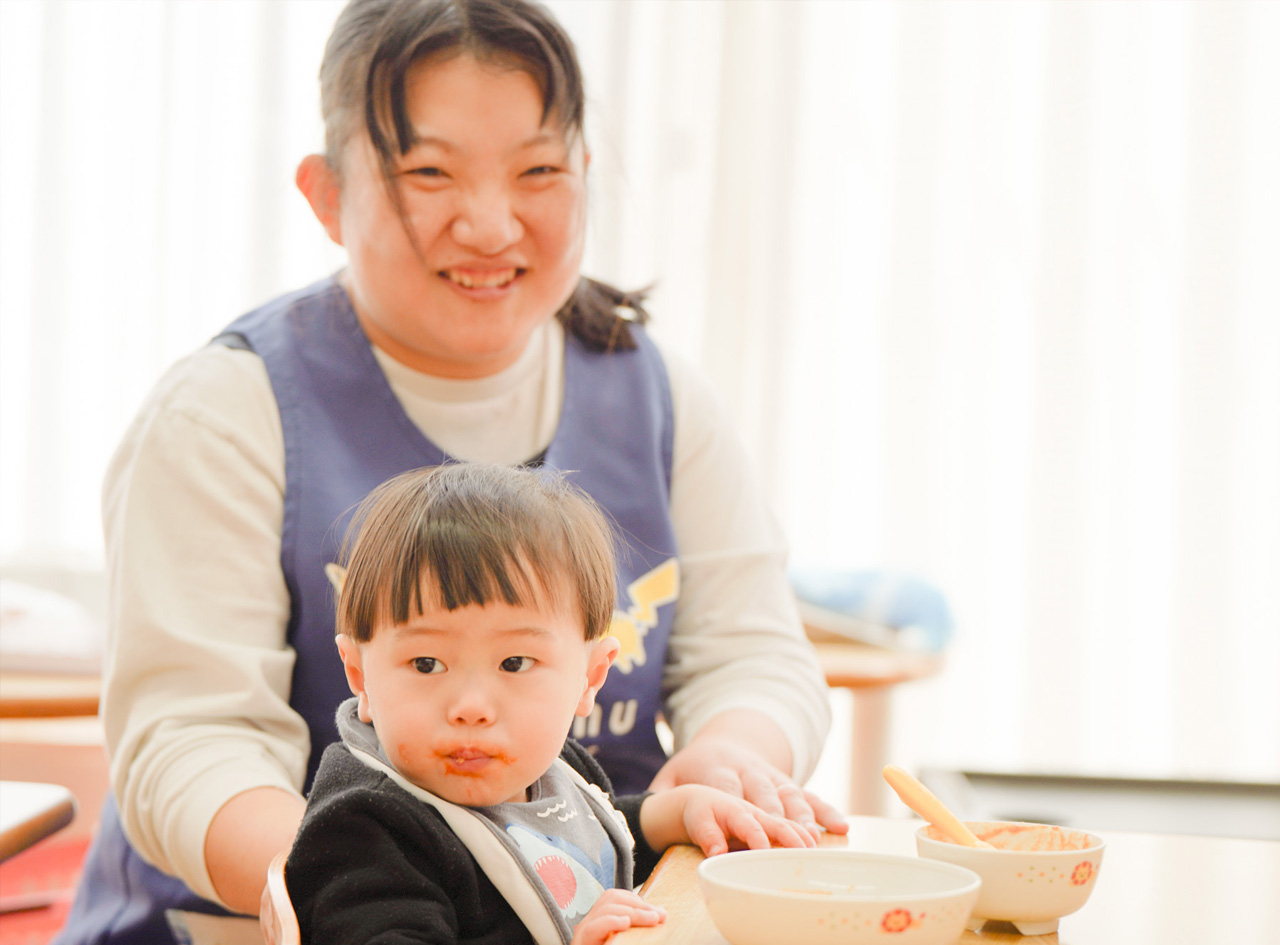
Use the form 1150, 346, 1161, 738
915, 821, 1105, 935
697, 848, 981, 945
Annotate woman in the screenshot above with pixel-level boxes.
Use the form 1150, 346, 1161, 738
56, 1, 841, 942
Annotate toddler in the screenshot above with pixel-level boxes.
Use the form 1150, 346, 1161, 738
284, 463, 814, 944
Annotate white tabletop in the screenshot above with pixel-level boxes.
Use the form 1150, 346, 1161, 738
0, 779, 77, 861
614, 816, 1280, 945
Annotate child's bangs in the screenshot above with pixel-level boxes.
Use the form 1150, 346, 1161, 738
378, 519, 576, 628
337, 463, 614, 641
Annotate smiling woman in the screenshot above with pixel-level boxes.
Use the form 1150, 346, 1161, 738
39, 3, 838, 944
3, 2, 1279, 941
297, 54, 592, 378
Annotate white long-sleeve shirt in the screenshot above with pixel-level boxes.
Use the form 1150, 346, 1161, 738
101, 317, 831, 904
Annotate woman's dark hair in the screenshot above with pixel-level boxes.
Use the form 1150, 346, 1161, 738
337, 463, 618, 643
319, 0, 648, 351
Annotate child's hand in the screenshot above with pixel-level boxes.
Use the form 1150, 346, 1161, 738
650, 735, 849, 839
570, 889, 666, 945
641, 784, 819, 858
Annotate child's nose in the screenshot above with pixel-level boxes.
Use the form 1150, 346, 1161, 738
447, 680, 496, 726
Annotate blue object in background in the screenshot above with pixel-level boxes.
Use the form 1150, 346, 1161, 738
789, 568, 955, 653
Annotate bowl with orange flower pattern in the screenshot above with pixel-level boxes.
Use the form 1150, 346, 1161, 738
697, 849, 981, 945
915, 821, 1105, 935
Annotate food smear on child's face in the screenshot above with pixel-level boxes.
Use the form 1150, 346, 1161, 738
330, 52, 589, 380
438, 745, 515, 776
342, 594, 610, 807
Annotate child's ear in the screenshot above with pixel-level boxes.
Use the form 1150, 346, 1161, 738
296, 154, 344, 246
325, 563, 347, 596
576, 636, 620, 717
335, 634, 373, 723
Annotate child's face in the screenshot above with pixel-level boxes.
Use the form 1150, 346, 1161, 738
302, 52, 589, 380
337, 588, 618, 806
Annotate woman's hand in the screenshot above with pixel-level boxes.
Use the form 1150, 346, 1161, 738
641, 784, 818, 858
649, 734, 849, 839
570, 889, 665, 945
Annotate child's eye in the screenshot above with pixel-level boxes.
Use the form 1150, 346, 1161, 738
500, 656, 535, 673
411, 657, 444, 674
522, 165, 559, 177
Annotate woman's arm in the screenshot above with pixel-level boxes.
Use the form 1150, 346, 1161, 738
206, 788, 305, 914
666, 707, 795, 777
103, 345, 310, 908
648, 710, 847, 835
656, 344, 838, 821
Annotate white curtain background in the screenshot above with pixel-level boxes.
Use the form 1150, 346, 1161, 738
2, 1, 1277, 790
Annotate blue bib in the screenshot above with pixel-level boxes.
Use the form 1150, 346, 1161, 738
57, 277, 679, 942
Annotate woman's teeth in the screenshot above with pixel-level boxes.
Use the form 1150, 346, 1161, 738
445, 268, 518, 288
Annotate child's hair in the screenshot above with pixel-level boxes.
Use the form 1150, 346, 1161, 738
337, 463, 617, 643
318, 0, 649, 352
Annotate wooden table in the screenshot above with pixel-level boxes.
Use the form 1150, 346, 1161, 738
806, 626, 945, 815
613, 816, 1280, 944
0, 780, 77, 862
0, 671, 101, 718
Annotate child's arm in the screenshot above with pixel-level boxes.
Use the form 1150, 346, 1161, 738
637, 784, 818, 857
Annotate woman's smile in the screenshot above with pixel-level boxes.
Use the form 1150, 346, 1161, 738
441, 267, 522, 289
439, 265, 526, 300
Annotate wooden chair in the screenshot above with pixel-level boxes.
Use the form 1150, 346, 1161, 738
261, 851, 300, 945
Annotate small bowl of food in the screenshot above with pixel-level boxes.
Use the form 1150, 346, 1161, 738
915, 821, 1105, 935
697, 848, 981, 945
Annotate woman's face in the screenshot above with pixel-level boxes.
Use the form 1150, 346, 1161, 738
314, 54, 589, 379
